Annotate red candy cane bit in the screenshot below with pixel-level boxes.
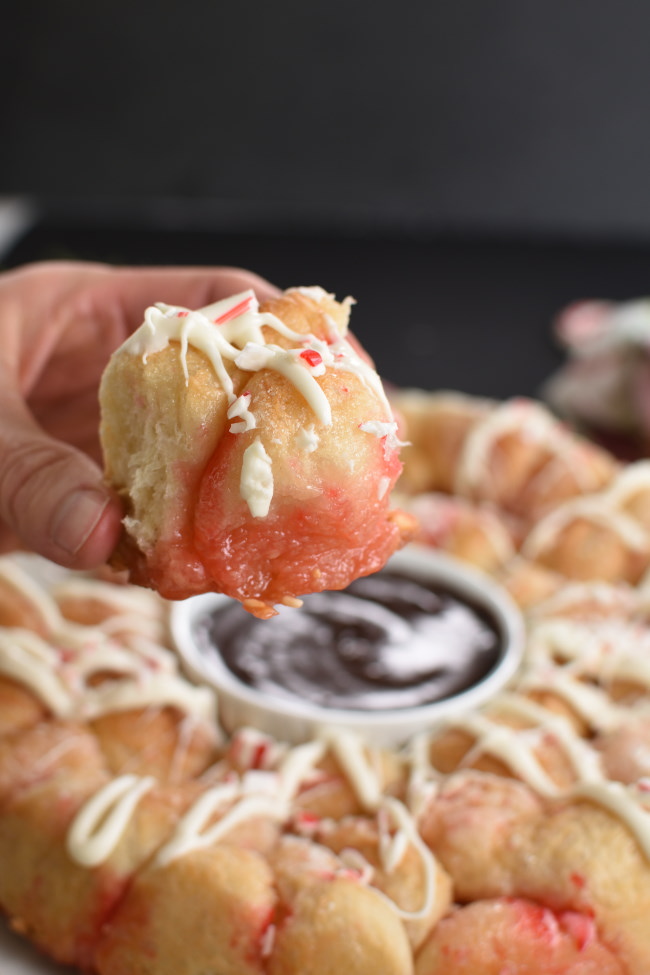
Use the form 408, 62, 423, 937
299, 349, 323, 368
336, 867, 363, 881
177, 311, 189, 318
250, 740, 271, 769
559, 910, 597, 950
213, 296, 254, 326
294, 811, 321, 826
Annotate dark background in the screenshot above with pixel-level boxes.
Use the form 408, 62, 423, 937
4, 1, 650, 398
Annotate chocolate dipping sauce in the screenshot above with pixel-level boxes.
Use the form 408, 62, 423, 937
193, 570, 503, 712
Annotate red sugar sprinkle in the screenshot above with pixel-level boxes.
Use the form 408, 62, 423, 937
251, 741, 270, 769
177, 311, 188, 318
299, 349, 323, 368
214, 296, 253, 326
513, 901, 556, 943
296, 811, 320, 824
337, 868, 362, 881
560, 910, 596, 950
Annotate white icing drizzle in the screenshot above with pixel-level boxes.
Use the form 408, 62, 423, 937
67, 774, 156, 867
94, 612, 166, 644
375, 796, 440, 921
602, 650, 650, 691
0, 600, 216, 724
527, 617, 650, 691
240, 439, 274, 518
122, 289, 392, 428
77, 670, 216, 723
131, 292, 303, 385
530, 579, 639, 620
227, 392, 256, 433
605, 460, 650, 509
406, 733, 442, 821
516, 672, 625, 732
560, 298, 650, 356
444, 709, 605, 799
450, 713, 568, 797
52, 577, 164, 622
229, 726, 289, 771
276, 739, 328, 802
338, 847, 376, 884
455, 399, 591, 498
522, 496, 650, 560
0, 629, 74, 715
117, 289, 399, 518
325, 729, 384, 811
359, 420, 406, 459
235, 343, 333, 426
260, 923, 276, 959
571, 780, 650, 860
490, 691, 576, 728
377, 476, 391, 501
155, 738, 326, 867
0, 559, 64, 633
420, 682, 650, 861
155, 782, 288, 867
472, 510, 516, 565
378, 802, 409, 872
323, 730, 439, 921
151, 727, 439, 921
409, 494, 515, 566
295, 423, 319, 453
289, 286, 340, 305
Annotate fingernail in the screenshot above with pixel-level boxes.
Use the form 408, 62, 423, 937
50, 489, 111, 555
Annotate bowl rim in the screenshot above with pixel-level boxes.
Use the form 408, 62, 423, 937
170, 545, 526, 739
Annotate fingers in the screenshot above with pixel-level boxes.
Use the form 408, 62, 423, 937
0, 259, 282, 569
0, 388, 122, 570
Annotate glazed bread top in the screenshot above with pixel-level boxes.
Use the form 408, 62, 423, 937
99, 286, 413, 614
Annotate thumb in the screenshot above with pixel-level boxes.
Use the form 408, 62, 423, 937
0, 398, 122, 569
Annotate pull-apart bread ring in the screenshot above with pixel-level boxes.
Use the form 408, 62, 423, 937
99, 286, 414, 617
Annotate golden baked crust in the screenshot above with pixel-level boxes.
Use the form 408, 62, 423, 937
4, 387, 650, 972
100, 288, 415, 615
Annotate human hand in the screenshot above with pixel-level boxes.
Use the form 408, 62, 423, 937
0, 260, 280, 569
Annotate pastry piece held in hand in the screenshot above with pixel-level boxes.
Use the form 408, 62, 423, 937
99, 287, 414, 617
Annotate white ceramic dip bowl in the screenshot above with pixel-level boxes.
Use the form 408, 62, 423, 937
170, 546, 525, 748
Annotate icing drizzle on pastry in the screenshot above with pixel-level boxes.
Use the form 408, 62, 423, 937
8, 549, 650, 938
120, 289, 397, 518
124, 288, 391, 425
0, 560, 215, 723
240, 439, 274, 518
67, 774, 156, 867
